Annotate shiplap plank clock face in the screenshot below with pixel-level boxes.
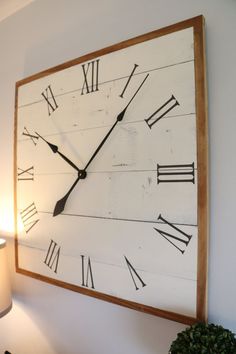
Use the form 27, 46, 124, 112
14, 16, 208, 324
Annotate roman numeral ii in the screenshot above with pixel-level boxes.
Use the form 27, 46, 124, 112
145, 94, 179, 129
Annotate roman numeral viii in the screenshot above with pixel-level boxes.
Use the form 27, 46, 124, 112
20, 202, 39, 233
44, 239, 61, 273
145, 94, 179, 129
124, 256, 146, 290
81, 59, 100, 95
154, 214, 192, 254
41, 85, 58, 116
81, 255, 95, 289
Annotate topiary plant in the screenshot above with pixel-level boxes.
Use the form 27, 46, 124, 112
169, 322, 236, 354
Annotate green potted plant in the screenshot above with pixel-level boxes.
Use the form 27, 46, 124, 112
169, 322, 236, 354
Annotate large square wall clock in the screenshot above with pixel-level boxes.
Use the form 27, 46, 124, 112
14, 15, 208, 324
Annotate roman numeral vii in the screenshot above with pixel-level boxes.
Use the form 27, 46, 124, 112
44, 239, 61, 273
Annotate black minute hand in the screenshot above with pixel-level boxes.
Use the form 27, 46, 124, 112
84, 73, 149, 171
35, 132, 81, 172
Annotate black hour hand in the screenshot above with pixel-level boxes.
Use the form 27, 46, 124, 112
35, 132, 81, 172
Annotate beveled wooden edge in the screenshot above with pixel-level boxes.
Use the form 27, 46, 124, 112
14, 15, 208, 325
193, 16, 209, 322
16, 266, 197, 325
16, 15, 204, 88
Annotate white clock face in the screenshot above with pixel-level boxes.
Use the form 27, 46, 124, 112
15, 16, 208, 324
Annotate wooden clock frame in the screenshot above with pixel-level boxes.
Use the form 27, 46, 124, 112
14, 15, 208, 324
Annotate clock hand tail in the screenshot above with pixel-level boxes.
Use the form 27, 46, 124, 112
53, 176, 80, 216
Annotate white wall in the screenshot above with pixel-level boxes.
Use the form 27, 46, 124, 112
0, 0, 236, 353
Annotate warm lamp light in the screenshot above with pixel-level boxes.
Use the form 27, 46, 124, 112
0, 239, 12, 317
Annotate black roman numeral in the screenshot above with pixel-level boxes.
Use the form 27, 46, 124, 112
157, 162, 195, 184
44, 239, 61, 273
20, 202, 39, 233
41, 85, 58, 116
154, 214, 192, 254
17, 166, 34, 181
124, 256, 146, 290
22, 127, 39, 146
81, 59, 100, 95
145, 94, 179, 129
119, 64, 139, 98
81, 255, 95, 289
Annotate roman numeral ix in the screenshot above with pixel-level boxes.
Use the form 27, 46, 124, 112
41, 84, 59, 116
81, 59, 100, 95
17, 166, 34, 181
44, 239, 61, 273
154, 214, 192, 254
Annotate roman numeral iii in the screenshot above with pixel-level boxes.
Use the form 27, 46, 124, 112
157, 162, 195, 184
41, 85, 59, 116
44, 239, 61, 273
81, 255, 95, 289
154, 214, 192, 254
124, 256, 146, 290
145, 94, 179, 129
81, 59, 100, 95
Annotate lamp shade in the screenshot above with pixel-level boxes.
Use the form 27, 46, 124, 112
0, 239, 12, 317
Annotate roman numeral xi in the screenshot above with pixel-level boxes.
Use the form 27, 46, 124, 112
41, 85, 58, 116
